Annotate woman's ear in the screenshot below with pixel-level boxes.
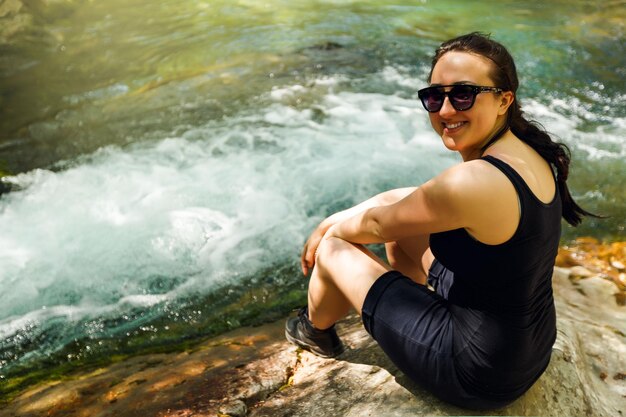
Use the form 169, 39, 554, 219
497, 91, 515, 115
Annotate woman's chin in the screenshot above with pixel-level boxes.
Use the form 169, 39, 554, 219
441, 136, 460, 151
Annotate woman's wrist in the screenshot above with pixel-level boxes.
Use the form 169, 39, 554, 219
319, 217, 335, 234
325, 223, 341, 240
323, 210, 348, 229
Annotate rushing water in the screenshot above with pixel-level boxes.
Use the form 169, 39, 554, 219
0, 0, 624, 396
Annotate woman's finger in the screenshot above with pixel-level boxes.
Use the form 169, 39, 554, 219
301, 243, 309, 275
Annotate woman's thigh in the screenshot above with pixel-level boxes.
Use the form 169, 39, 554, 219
315, 237, 392, 315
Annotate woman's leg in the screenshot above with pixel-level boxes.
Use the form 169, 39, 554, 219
307, 237, 391, 330
385, 235, 434, 285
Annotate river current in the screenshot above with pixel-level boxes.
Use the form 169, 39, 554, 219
0, 0, 624, 394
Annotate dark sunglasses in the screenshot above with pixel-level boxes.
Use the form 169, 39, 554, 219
417, 84, 503, 112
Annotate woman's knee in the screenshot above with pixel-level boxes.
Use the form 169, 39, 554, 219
315, 236, 348, 271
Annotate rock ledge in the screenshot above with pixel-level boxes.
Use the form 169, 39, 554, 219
2, 268, 625, 417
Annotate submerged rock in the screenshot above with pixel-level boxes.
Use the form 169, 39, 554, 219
1, 267, 624, 417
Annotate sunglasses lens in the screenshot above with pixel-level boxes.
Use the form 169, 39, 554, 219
418, 85, 480, 112
419, 88, 444, 112
449, 86, 476, 111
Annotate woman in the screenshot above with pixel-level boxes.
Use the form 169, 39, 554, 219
285, 32, 594, 409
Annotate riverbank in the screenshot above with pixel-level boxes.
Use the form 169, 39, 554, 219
1, 240, 624, 416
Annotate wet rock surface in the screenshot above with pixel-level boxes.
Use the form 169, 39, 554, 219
1, 267, 624, 417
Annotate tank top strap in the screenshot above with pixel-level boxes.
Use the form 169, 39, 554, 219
480, 155, 530, 200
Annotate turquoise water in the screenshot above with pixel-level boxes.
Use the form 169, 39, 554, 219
0, 0, 624, 395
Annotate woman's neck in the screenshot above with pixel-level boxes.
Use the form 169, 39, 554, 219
461, 120, 511, 161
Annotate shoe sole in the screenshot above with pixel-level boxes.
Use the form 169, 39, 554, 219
285, 329, 345, 359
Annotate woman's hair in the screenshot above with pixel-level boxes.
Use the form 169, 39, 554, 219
428, 32, 596, 227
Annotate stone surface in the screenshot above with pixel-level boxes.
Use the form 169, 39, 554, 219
219, 400, 247, 417
1, 267, 625, 417
0, 321, 297, 417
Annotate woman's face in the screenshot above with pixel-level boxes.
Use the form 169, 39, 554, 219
427, 51, 511, 160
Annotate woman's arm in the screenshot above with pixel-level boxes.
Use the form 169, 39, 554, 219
326, 181, 457, 245
300, 187, 416, 275
327, 161, 507, 245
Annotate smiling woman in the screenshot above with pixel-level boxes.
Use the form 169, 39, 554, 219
286, 32, 597, 409
423, 51, 514, 160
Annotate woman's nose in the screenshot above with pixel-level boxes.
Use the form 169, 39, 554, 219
438, 96, 457, 117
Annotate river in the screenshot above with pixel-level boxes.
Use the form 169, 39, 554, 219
0, 0, 624, 397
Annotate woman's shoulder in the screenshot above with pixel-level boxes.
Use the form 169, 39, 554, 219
483, 141, 557, 204
430, 159, 510, 198
423, 160, 514, 211
425, 159, 521, 242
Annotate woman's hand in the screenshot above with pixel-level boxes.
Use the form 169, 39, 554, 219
300, 219, 333, 276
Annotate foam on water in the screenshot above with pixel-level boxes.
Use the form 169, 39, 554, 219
0, 72, 454, 370
524, 98, 626, 160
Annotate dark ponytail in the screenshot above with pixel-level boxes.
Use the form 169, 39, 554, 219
429, 32, 599, 226
507, 102, 596, 226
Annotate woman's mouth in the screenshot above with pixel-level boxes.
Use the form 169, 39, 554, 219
443, 121, 467, 133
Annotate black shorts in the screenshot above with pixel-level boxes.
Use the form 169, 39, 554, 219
361, 260, 513, 409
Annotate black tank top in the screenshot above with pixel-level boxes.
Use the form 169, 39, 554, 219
429, 155, 561, 399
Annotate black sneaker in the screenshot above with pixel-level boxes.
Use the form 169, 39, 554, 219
285, 307, 345, 358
